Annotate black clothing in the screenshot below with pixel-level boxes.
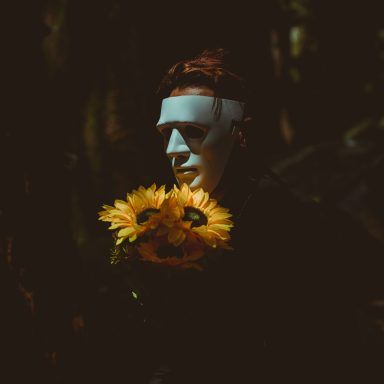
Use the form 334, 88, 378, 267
76, 172, 373, 384
141, 172, 365, 383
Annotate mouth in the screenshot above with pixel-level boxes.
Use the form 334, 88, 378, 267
175, 167, 198, 175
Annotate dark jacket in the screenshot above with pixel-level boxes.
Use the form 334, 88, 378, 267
142, 172, 368, 383
74, 172, 376, 384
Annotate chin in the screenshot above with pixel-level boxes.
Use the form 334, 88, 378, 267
189, 176, 203, 190
190, 177, 215, 194
176, 175, 216, 194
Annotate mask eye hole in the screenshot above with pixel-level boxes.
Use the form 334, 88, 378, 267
183, 125, 205, 139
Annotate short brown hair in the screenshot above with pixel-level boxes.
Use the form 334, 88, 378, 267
158, 48, 248, 102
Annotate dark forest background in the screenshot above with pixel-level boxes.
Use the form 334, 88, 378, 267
2, 0, 384, 382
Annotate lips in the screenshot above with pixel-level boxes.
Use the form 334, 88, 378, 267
175, 167, 198, 175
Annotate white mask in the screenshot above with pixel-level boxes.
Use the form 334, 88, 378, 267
156, 95, 245, 193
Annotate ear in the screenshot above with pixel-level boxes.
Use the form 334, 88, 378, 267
238, 117, 252, 148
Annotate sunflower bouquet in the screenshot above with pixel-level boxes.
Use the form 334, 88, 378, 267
98, 183, 234, 271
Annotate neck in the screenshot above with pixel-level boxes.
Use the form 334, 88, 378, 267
211, 167, 244, 203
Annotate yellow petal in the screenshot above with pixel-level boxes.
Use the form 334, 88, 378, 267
128, 234, 137, 242
118, 227, 136, 237
178, 183, 190, 206
116, 237, 125, 245
193, 188, 205, 206
209, 212, 232, 221
114, 200, 130, 211
108, 223, 126, 230
203, 235, 217, 248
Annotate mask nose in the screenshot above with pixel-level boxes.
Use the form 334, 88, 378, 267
166, 128, 190, 165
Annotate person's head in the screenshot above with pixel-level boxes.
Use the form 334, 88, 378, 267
156, 48, 250, 195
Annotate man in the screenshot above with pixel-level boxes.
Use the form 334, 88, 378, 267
149, 49, 366, 383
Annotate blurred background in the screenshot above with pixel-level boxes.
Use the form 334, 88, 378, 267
2, 0, 384, 382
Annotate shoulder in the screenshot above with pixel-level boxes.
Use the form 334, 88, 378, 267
237, 173, 363, 358
237, 171, 324, 235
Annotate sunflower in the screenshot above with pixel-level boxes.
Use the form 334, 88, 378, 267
166, 183, 234, 249
137, 235, 205, 270
98, 184, 167, 245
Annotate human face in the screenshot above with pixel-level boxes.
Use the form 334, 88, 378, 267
156, 86, 245, 194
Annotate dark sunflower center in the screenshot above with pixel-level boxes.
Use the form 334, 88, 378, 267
137, 208, 160, 224
183, 206, 208, 227
157, 244, 184, 259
